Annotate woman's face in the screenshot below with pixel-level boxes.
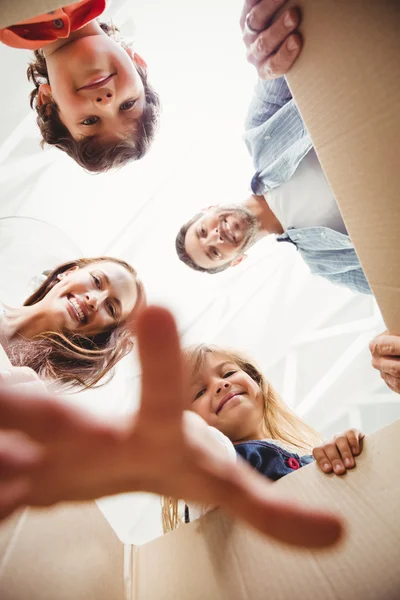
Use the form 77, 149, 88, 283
40, 261, 139, 336
188, 352, 266, 442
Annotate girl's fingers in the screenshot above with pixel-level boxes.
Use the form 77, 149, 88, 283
312, 446, 333, 473
334, 435, 355, 469
320, 442, 346, 475
345, 429, 364, 456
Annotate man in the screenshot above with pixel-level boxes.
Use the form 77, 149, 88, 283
175, 81, 371, 295
0, 306, 342, 549
176, 0, 400, 387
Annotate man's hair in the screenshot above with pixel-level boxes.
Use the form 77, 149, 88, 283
175, 213, 232, 275
26, 22, 160, 173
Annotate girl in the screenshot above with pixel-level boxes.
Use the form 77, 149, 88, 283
162, 344, 364, 531
0, 256, 146, 390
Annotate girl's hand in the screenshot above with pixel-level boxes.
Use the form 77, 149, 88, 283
313, 429, 365, 475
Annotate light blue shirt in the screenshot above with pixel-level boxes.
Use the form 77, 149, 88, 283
278, 227, 371, 295
243, 78, 371, 295
243, 77, 312, 193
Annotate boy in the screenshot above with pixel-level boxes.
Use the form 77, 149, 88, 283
0, 1, 160, 173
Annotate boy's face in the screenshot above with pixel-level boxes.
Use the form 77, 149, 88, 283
40, 35, 146, 143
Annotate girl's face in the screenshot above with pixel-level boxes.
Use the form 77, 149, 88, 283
189, 352, 266, 443
40, 261, 138, 336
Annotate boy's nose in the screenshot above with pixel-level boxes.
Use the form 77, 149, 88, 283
81, 87, 115, 106
94, 90, 114, 106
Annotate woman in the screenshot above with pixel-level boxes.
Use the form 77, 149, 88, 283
0, 256, 146, 389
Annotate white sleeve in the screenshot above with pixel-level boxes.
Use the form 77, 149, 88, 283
185, 427, 237, 522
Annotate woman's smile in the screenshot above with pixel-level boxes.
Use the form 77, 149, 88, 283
66, 294, 88, 324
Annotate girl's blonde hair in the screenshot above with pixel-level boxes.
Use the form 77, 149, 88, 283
162, 344, 322, 533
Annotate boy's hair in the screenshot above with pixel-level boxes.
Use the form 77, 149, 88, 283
27, 22, 160, 173
175, 214, 231, 275
162, 344, 322, 533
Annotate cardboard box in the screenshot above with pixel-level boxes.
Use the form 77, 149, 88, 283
1, 2, 400, 599
131, 2, 400, 599
133, 419, 400, 600
0, 350, 127, 600
286, 0, 400, 333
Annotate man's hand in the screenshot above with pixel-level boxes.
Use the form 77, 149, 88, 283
240, 0, 302, 80
370, 332, 400, 393
313, 430, 365, 476
0, 307, 342, 549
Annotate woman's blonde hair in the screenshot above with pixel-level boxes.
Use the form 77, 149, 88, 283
162, 344, 322, 533
6, 257, 146, 390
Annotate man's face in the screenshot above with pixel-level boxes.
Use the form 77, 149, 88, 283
43, 35, 145, 142
184, 206, 258, 270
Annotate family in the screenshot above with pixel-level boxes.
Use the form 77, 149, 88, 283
0, 0, 399, 550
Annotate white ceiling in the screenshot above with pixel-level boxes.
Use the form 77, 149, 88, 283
1, 0, 398, 545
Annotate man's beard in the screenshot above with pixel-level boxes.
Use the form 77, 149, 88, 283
215, 205, 259, 252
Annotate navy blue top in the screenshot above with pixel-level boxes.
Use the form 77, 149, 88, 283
185, 440, 314, 523
235, 440, 314, 481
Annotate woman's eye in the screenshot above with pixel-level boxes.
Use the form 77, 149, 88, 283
120, 99, 136, 111
92, 275, 101, 289
201, 227, 206, 237
107, 302, 116, 318
81, 116, 99, 126
223, 371, 236, 378
194, 389, 206, 401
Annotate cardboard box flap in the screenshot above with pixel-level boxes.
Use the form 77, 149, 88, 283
133, 420, 400, 600
286, 0, 400, 332
0, 502, 125, 600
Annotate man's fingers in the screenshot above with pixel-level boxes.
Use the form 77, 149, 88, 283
381, 372, 400, 394
208, 460, 343, 548
370, 334, 400, 358
254, 33, 302, 79
372, 356, 400, 377
239, 0, 262, 31
137, 306, 185, 422
246, 0, 289, 35
248, 7, 300, 61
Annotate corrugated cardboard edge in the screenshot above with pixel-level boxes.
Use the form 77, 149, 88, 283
286, 0, 400, 332
133, 420, 400, 600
